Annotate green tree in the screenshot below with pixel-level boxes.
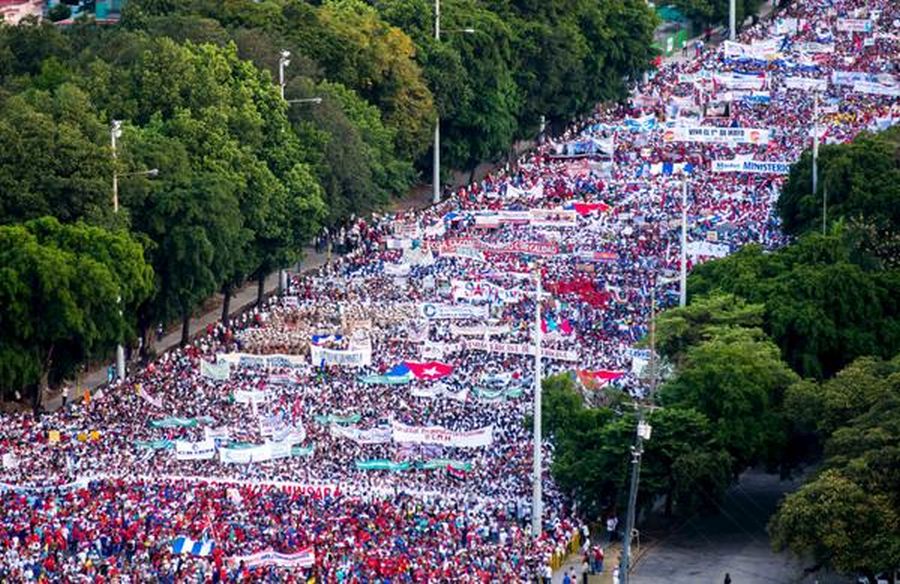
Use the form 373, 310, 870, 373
689, 233, 900, 378
778, 126, 900, 239
0, 84, 113, 225
659, 328, 799, 470
0, 217, 153, 408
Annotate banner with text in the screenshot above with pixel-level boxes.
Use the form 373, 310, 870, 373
391, 420, 493, 448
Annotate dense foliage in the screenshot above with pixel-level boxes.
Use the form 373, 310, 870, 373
0, 1, 657, 400
770, 355, 900, 577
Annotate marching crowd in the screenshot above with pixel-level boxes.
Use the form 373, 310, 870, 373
1, 0, 898, 580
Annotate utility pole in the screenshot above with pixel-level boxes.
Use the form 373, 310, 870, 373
679, 180, 688, 308
812, 91, 819, 201
822, 181, 827, 235
621, 289, 658, 584
729, 0, 736, 41
278, 50, 290, 101
110, 120, 125, 381
277, 49, 291, 295
531, 263, 543, 538
432, 0, 441, 205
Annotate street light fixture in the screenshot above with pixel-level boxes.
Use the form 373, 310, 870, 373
433, 0, 476, 206
286, 97, 323, 105
278, 50, 291, 100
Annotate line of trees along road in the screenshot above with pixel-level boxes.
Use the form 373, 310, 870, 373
0, 1, 658, 406
543, 127, 900, 579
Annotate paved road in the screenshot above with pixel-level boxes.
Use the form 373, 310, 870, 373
631, 471, 851, 584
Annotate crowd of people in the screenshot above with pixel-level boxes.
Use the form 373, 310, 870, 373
1, 0, 898, 580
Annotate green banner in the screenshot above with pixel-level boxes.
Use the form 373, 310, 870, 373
472, 387, 522, 401
314, 413, 362, 426
355, 459, 411, 472
358, 374, 411, 385
148, 416, 215, 428
420, 458, 472, 472
134, 439, 174, 450
291, 444, 315, 457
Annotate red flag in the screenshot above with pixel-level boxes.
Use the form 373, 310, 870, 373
577, 369, 625, 389
403, 361, 454, 380
572, 202, 611, 216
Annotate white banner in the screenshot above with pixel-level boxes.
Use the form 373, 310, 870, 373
232, 548, 315, 569
419, 303, 489, 320
385, 238, 413, 250
410, 382, 469, 402
309, 344, 372, 368
460, 338, 580, 362
384, 262, 411, 276
175, 438, 217, 461
713, 72, 768, 90
711, 158, 791, 174
217, 353, 307, 369
233, 389, 269, 404
686, 241, 730, 259
329, 425, 392, 445
663, 126, 770, 145
835, 19, 872, 33
529, 209, 578, 228
450, 280, 525, 304
200, 360, 231, 380
391, 420, 493, 448
218, 442, 294, 464
795, 42, 834, 54
723, 39, 782, 60
783, 77, 828, 92
449, 324, 511, 337
852, 81, 900, 97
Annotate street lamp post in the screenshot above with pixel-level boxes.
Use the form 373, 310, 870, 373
680, 179, 688, 308
729, 0, 736, 41
278, 50, 290, 101
110, 120, 125, 380
620, 280, 664, 584
433, 0, 441, 205
111, 121, 158, 381
531, 263, 543, 538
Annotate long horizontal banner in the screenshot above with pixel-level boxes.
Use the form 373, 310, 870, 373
175, 438, 217, 461
449, 323, 511, 337
723, 39, 782, 60
355, 459, 411, 472
149, 416, 215, 429
835, 18, 872, 33
217, 353, 307, 369
711, 158, 791, 174
200, 360, 231, 381
460, 338, 580, 362
419, 303, 489, 320
783, 77, 828, 92
329, 425, 392, 445
529, 209, 578, 228
663, 126, 770, 145
219, 441, 293, 464
713, 71, 769, 90
434, 238, 559, 257
391, 420, 493, 448
450, 280, 525, 304
309, 344, 371, 368
852, 81, 900, 97
410, 383, 469, 402
231, 548, 315, 569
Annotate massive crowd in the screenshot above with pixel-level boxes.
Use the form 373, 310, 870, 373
1, 0, 898, 580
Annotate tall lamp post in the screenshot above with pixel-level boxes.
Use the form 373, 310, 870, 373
432, 0, 474, 205
679, 179, 688, 308
620, 275, 677, 583
531, 262, 544, 537
278, 50, 290, 100
111, 120, 158, 381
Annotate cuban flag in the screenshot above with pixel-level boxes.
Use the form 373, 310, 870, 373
403, 361, 454, 380
311, 334, 342, 346
171, 536, 215, 557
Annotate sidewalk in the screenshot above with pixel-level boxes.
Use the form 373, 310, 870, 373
43, 248, 329, 412
554, 542, 622, 584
